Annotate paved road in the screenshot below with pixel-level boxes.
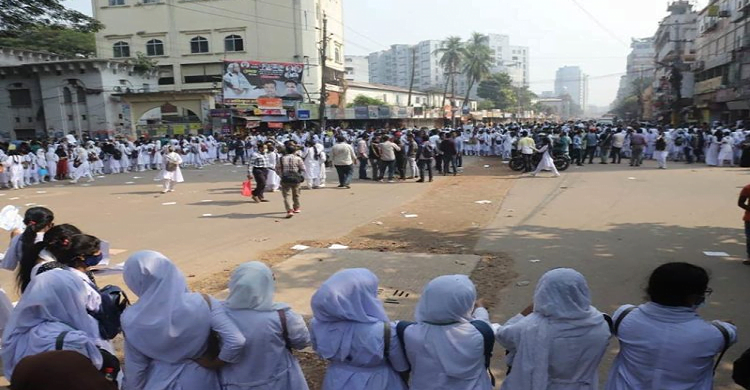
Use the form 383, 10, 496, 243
0, 163, 433, 300
477, 160, 750, 388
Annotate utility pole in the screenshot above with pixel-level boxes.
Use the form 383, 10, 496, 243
318, 12, 329, 131
407, 46, 416, 106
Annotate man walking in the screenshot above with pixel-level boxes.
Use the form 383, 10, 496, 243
518, 131, 536, 172
439, 133, 458, 176
611, 129, 626, 164
249, 143, 270, 203
572, 130, 583, 166
356, 135, 369, 180
599, 129, 613, 164
630, 129, 647, 167
278, 145, 305, 218
584, 129, 598, 164
738, 183, 750, 265
232, 137, 246, 165
378, 135, 400, 182
331, 135, 357, 189
416, 138, 435, 183
406, 134, 419, 179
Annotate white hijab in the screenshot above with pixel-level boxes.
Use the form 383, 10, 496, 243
310, 268, 388, 361
513, 268, 604, 390
415, 274, 480, 379
2, 270, 102, 377
121, 250, 211, 363
225, 261, 288, 311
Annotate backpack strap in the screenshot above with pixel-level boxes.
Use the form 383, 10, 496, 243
470, 320, 496, 387
383, 321, 391, 361
396, 321, 415, 368
278, 309, 291, 350
603, 314, 614, 335
55, 331, 70, 351
712, 321, 732, 375
613, 306, 637, 335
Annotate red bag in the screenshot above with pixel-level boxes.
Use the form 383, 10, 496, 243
241, 180, 253, 197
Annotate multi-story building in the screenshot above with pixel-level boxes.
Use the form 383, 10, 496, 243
652, 1, 698, 124
92, 0, 345, 125
368, 34, 529, 104
554, 66, 588, 111
616, 38, 656, 104
344, 55, 369, 83
693, 0, 750, 123
0, 47, 156, 140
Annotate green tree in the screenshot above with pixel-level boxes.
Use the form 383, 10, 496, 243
611, 95, 640, 120
433, 36, 463, 108
347, 94, 387, 107
0, 0, 102, 37
477, 73, 516, 110
128, 52, 159, 75
515, 86, 537, 112
0, 26, 95, 57
460, 33, 492, 111
477, 100, 495, 110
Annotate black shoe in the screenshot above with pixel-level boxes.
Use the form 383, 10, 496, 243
337, 184, 344, 188
600, 162, 608, 164
344, 185, 351, 189
416, 179, 424, 183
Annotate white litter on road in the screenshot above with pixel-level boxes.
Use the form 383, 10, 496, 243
125, 182, 135, 184
516, 281, 531, 287
703, 251, 730, 257
372, 221, 384, 225
24, 203, 35, 207
627, 177, 637, 180
161, 202, 177, 206
8, 197, 19, 200
201, 214, 213, 217
81, 184, 91, 187
97, 176, 105, 178
529, 259, 541, 263
474, 200, 492, 204
200, 200, 213, 203
404, 214, 418, 218
328, 244, 349, 250
133, 176, 142, 179
291, 245, 310, 251
35, 191, 47, 194
0, 194, 5, 196
483, 165, 490, 168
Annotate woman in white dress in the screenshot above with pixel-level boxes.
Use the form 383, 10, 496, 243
121, 251, 245, 390
310, 268, 408, 390
705, 130, 720, 166
220, 262, 310, 390
717, 132, 735, 167
152, 140, 164, 170
135, 142, 149, 172
495, 268, 611, 390
302, 141, 324, 189
531, 138, 560, 177
399, 275, 493, 390
2, 270, 107, 379
160, 146, 184, 193
45, 145, 58, 181
117, 142, 130, 172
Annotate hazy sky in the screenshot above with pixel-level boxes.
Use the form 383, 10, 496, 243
65, 0, 709, 106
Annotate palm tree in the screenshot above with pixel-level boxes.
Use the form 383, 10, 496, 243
433, 36, 463, 109
460, 33, 492, 114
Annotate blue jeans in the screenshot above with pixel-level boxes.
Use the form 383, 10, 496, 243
358, 157, 369, 179
335, 165, 353, 186
745, 221, 750, 258
379, 160, 396, 180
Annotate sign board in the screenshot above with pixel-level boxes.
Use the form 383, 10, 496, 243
222, 60, 305, 105
297, 110, 311, 119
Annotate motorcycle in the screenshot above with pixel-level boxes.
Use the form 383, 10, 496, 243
509, 151, 570, 172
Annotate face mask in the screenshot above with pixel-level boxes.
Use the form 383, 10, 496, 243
83, 253, 104, 267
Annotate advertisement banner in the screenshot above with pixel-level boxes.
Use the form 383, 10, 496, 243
378, 106, 390, 118
368, 106, 379, 119
257, 97, 283, 109
223, 60, 305, 105
354, 107, 369, 119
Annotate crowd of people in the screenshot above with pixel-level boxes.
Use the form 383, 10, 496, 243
0, 206, 745, 390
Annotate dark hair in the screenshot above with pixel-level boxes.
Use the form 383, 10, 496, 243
335, 135, 346, 143
57, 234, 101, 268
17, 224, 81, 292
647, 262, 709, 307
18, 207, 54, 273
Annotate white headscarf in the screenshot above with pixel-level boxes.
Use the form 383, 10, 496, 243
225, 261, 287, 311
121, 250, 211, 363
414, 275, 481, 379
310, 268, 388, 360
513, 268, 604, 390
2, 270, 102, 377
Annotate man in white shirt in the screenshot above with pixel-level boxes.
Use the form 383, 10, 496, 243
611, 129, 626, 164
330, 136, 357, 189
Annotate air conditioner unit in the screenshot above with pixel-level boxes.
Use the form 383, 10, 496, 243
125, 87, 132, 93
113, 86, 122, 92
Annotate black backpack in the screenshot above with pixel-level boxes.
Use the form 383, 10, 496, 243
89, 285, 130, 340
112, 149, 122, 160
130, 149, 139, 160
396, 320, 495, 386
421, 144, 434, 159
734, 348, 750, 389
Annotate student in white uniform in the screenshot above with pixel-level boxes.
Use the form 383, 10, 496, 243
221, 262, 310, 390
606, 262, 737, 390
45, 145, 58, 181
531, 138, 560, 177
1, 271, 110, 380
4, 151, 25, 190
70, 145, 95, 184
160, 146, 184, 193
121, 251, 245, 390
17, 224, 81, 293
494, 268, 611, 390
1, 207, 54, 272
302, 141, 325, 189
310, 268, 408, 390
398, 274, 493, 390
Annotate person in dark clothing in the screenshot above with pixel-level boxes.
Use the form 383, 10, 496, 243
368, 137, 381, 181
416, 139, 434, 183
439, 134, 458, 176
393, 138, 407, 180
232, 138, 246, 165
584, 130, 598, 164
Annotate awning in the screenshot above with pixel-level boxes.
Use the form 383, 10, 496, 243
727, 101, 750, 110
233, 116, 263, 121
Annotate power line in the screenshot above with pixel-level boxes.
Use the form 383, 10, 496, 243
567, 0, 630, 48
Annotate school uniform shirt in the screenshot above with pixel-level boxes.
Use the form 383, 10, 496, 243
605, 302, 736, 390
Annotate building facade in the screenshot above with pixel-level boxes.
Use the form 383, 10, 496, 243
554, 66, 588, 111
344, 55, 369, 83
92, 0, 345, 124
693, 0, 750, 123
616, 38, 656, 103
0, 48, 156, 140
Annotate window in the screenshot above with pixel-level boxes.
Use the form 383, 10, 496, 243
335, 46, 342, 63
8, 89, 32, 107
224, 35, 243, 52
67, 115, 74, 121
190, 36, 209, 53
158, 77, 175, 85
14, 117, 20, 123
77, 87, 86, 103
113, 41, 130, 58
81, 115, 87, 120
27, 117, 32, 123
146, 39, 164, 56
63, 87, 72, 104
109, 0, 124, 5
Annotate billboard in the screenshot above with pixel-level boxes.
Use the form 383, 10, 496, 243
223, 60, 305, 105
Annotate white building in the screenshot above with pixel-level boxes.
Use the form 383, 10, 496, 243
554, 66, 588, 111
616, 37, 656, 101
92, 0, 345, 123
344, 55, 369, 83
0, 47, 156, 140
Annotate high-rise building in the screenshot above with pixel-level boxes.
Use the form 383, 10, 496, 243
554, 66, 588, 111
615, 38, 655, 102
455, 34, 529, 98
344, 55, 369, 83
